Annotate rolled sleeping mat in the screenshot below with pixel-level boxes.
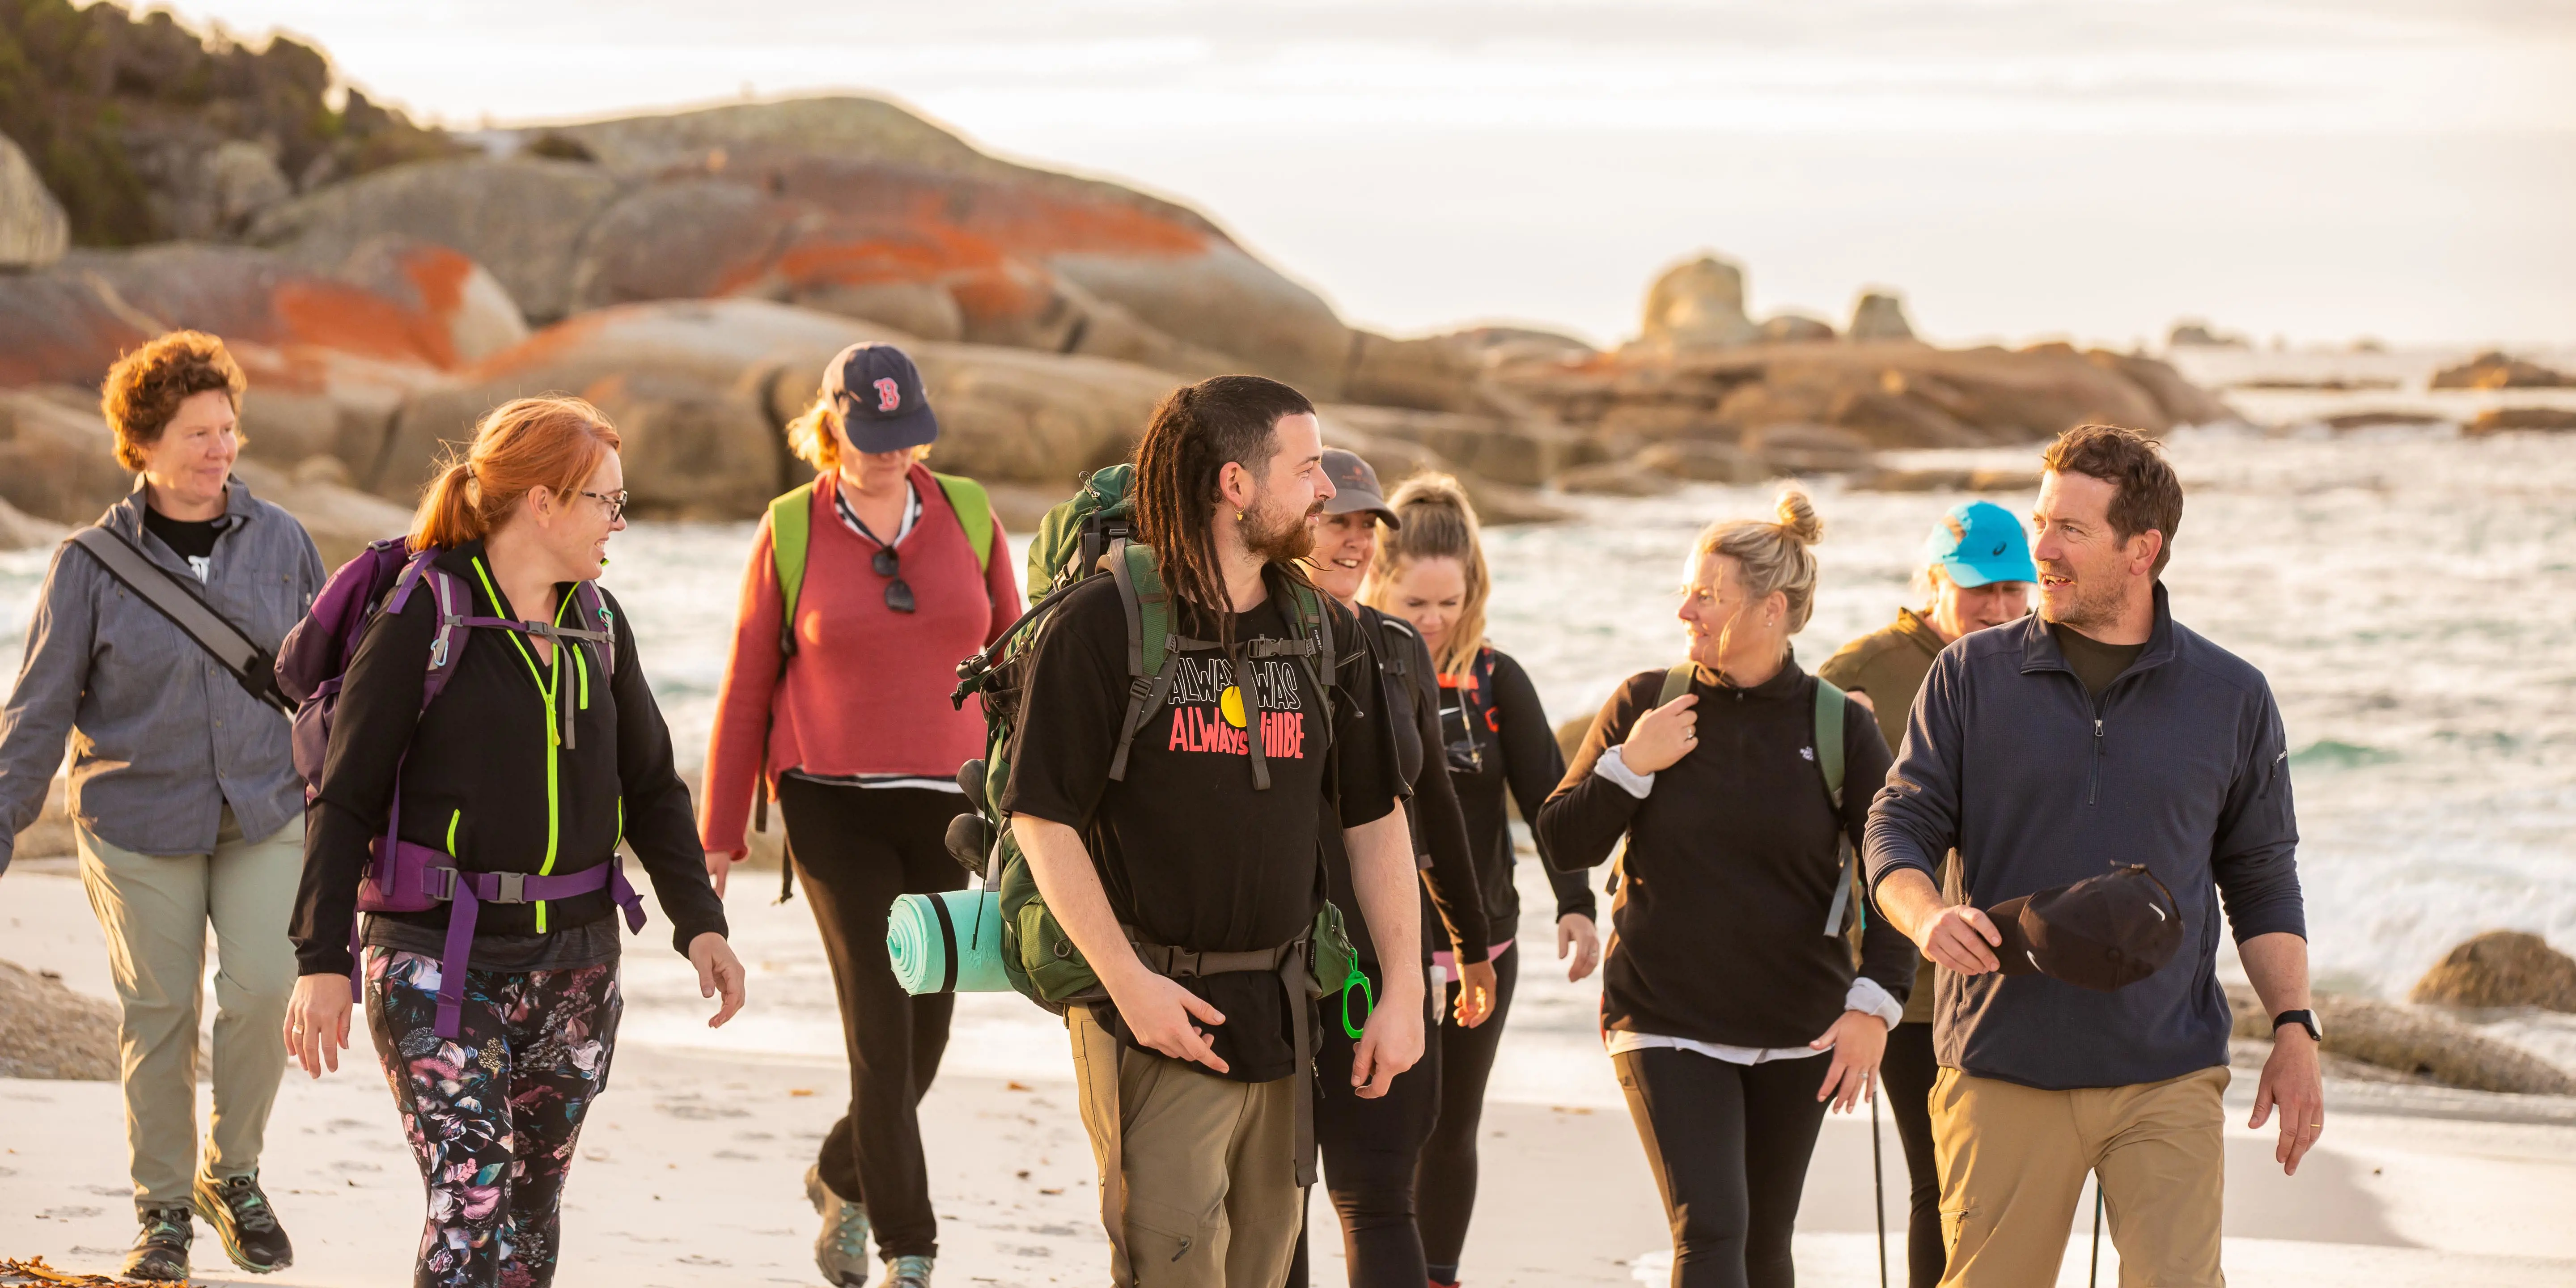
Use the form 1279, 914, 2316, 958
888, 887, 1013, 995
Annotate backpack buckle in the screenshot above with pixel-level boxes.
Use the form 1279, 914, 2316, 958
1161, 947, 1203, 978
424, 866, 458, 902
490, 872, 528, 904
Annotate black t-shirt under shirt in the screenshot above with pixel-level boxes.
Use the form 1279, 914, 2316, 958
1002, 572, 1402, 1083
2050, 623, 2146, 698
142, 507, 224, 580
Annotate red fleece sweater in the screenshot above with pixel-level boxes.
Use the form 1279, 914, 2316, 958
700, 467, 1022, 855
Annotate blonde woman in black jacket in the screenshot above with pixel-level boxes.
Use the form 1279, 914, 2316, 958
1537, 489, 1908, 1288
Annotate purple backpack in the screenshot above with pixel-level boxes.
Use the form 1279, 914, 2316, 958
276, 538, 645, 1035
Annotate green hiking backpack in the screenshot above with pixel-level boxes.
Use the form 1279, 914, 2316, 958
767, 471, 993, 657
1645, 663, 1864, 936
944, 463, 1361, 1011
756, 470, 995, 892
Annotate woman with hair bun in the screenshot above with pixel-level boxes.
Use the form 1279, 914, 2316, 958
1360, 474, 1597, 1288
1536, 488, 1911, 1288
284, 395, 744, 1288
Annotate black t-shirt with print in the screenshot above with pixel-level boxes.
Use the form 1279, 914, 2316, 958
143, 507, 225, 580
1002, 570, 1402, 1083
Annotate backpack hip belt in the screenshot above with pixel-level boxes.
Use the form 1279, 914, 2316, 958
1123, 926, 1322, 1189
356, 837, 646, 1038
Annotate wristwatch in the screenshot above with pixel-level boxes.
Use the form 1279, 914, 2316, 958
2272, 1009, 2323, 1042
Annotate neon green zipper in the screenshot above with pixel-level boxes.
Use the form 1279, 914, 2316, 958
470, 557, 577, 932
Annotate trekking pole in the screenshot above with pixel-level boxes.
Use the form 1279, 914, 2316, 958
2087, 1177, 2104, 1288
1869, 1078, 1888, 1288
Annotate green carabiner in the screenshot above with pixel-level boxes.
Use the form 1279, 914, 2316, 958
1338, 964, 1376, 1038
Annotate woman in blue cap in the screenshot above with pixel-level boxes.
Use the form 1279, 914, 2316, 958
1817, 497, 2034, 1288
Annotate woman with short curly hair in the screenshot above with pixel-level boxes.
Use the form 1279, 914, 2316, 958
0, 330, 322, 1280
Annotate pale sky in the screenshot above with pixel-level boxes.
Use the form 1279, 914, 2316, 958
155, 1, 2576, 347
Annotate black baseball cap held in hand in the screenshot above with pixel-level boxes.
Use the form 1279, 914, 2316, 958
1986, 864, 2184, 992
822, 342, 940, 454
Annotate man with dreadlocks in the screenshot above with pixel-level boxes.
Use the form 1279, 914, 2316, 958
1004, 375, 1424, 1288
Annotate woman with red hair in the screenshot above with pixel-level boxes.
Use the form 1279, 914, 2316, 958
284, 395, 745, 1288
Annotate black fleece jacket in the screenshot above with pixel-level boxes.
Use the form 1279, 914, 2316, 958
1538, 657, 1911, 1049
1322, 607, 1489, 964
1452, 647, 1596, 932
291, 541, 728, 976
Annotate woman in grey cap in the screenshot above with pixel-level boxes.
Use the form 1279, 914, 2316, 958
0, 330, 320, 1281
1287, 448, 1494, 1288
699, 342, 1023, 1288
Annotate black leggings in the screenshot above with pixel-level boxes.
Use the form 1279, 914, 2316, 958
1614, 1046, 1834, 1288
1287, 961, 1444, 1288
778, 777, 968, 1261
1415, 940, 1520, 1284
1880, 1021, 1944, 1288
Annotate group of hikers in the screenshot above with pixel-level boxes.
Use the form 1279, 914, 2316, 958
0, 326, 2327, 1288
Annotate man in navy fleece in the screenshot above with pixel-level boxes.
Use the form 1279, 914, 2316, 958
1865, 424, 2321, 1288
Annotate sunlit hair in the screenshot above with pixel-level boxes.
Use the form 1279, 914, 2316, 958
1130, 374, 1318, 650
410, 395, 622, 552
101, 330, 247, 471
784, 390, 932, 473
1361, 473, 1491, 678
1690, 486, 1824, 634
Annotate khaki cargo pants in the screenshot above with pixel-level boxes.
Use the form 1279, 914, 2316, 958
76, 809, 304, 1206
1068, 1004, 1303, 1288
1931, 1064, 2229, 1288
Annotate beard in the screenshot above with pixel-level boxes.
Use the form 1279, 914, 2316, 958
1243, 495, 1321, 564
2037, 561, 2124, 633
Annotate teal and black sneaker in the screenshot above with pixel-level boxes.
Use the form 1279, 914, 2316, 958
122, 1203, 191, 1282
807, 1163, 874, 1287
881, 1253, 934, 1288
191, 1171, 293, 1273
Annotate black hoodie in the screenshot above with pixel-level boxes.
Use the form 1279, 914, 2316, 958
290, 541, 727, 977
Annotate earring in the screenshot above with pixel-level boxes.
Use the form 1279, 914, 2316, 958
1236, 510, 1245, 521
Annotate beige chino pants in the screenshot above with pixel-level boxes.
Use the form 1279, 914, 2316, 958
1069, 1004, 1303, 1288
75, 809, 303, 1206
1931, 1064, 2230, 1288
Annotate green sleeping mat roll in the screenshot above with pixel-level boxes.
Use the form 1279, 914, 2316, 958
887, 888, 1013, 995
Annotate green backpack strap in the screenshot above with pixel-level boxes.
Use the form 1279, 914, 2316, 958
1657, 662, 1697, 708
929, 470, 993, 574
1814, 676, 1858, 936
1106, 542, 1176, 782
767, 482, 817, 657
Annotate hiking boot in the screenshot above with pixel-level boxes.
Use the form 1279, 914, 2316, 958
881, 1254, 933, 1288
806, 1162, 873, 1287
192, 1171, 293, 1273
122, 1203, 191, 1282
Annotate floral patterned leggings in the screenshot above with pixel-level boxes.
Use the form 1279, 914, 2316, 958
365, 949, 621, 1288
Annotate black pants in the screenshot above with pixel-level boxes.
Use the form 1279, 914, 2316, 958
1880, 1021, 1944, 1288
778, 777, 969, 1261
1614, 1046, 1834, 1288
1415, 940, 1520, 1284
1288, 962, 1443, 1288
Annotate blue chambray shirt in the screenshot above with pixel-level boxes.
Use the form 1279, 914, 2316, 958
0, 476, 323, 870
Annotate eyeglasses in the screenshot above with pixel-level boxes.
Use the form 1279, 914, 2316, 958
873, 545, 915, 614
579, 489, 629, 522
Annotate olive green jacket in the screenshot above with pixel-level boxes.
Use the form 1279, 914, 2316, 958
1818, 607, 1949, 1023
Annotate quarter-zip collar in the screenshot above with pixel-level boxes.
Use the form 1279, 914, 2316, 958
1690, 649, 1807, 702
2015, 582, 2178, 689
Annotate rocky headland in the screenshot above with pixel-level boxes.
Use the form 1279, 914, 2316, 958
0, 3, 2267, 551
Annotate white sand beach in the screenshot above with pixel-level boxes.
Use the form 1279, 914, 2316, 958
8, 864, 2575, 1288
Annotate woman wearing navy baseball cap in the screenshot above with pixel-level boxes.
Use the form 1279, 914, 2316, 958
700, 343, 1024, 1288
